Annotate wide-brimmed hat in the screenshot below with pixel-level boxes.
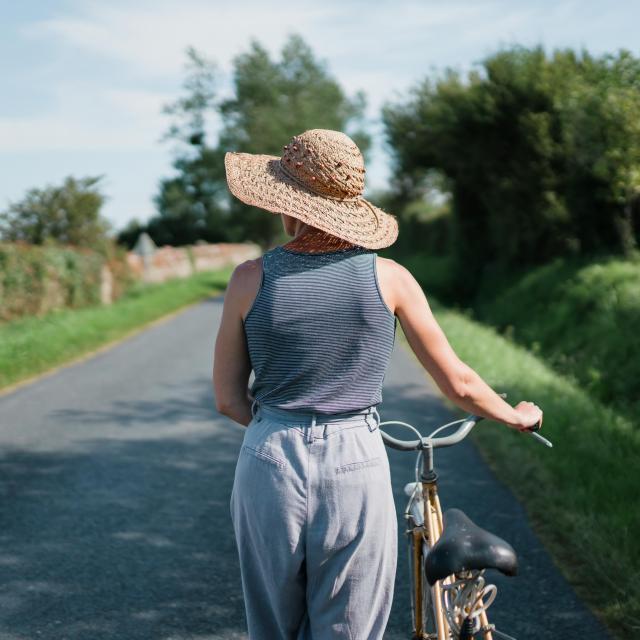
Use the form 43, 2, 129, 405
224, 129, 398, 249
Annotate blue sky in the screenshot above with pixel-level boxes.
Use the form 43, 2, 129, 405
1, 1, 638, 233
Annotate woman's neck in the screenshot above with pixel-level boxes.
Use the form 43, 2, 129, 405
282, 228, 359, 254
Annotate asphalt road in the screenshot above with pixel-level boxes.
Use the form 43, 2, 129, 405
0, 295, 610, 639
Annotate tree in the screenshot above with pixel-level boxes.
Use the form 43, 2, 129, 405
560, 51, 640, 256
0, 176, 111, 250
152, 146, 230, 245
138, 34, 370, 248
162, 46, 218, 147
383, 46, 640, 294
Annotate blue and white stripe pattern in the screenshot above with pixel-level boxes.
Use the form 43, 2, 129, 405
243, 245, 397, 414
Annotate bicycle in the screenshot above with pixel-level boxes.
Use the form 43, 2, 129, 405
379, 398, 551, 640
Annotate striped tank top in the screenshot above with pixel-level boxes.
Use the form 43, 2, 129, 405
243, 244, 397, 414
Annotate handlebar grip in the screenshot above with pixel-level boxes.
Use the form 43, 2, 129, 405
526, 417, 543, 432
499, 391, 542, 433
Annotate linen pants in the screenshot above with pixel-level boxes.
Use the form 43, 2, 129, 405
230, 400, 398, 640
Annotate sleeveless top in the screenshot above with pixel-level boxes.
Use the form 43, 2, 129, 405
243, 244, 397, 414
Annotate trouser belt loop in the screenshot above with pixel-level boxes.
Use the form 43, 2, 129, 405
307, 413, 316, 444
366, 406, 380, 432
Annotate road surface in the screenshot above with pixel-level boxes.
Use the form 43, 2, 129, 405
0, 295, 610, 639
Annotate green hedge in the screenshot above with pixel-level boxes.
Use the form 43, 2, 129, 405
400, 246, 640, 421
392, 252, 457, 300
0, 242, 106, 321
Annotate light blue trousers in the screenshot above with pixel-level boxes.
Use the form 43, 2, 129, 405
230, 400, 398, 639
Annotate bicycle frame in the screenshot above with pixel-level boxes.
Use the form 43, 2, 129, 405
382, 406, 546, 640
412, 442, 493, 640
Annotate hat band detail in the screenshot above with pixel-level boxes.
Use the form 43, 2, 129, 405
278, 159, 379, 232
278, 159, 360, 202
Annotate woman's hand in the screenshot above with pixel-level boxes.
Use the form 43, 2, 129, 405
509, 401, 543, 432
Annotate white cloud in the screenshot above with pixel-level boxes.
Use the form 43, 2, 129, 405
0, 80, 173, 152
25, 0, 341, 77
103, 88, 174, 119
24, 0, 523, 80
0, 109, 162, 152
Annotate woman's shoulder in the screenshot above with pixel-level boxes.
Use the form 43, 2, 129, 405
231, 256, 263, 288
375, 255, 412, 282
227, 257, 264, 319
376, 256, 424, 313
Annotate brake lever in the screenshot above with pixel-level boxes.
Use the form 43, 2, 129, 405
530, 431, 553, 447
526, 418, 552, 447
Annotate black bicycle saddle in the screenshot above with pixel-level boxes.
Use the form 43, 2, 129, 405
424, 508, 518, 585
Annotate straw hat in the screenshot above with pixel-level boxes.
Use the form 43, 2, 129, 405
224, 129, 399, 249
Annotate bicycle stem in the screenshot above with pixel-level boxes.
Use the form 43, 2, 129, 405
420, 442, 438, 483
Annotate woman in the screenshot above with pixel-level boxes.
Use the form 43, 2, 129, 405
213, 129, 543, 639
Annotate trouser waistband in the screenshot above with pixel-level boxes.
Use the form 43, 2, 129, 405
250, 398, 380, 442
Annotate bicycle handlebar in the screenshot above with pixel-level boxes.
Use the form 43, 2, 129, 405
379, 414, 485, 451
379, 390, 552, 450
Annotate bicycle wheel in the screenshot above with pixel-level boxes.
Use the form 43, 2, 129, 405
407, 530, 437, 638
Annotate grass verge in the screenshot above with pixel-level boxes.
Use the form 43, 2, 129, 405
473, 255, 640, 419
401, 250, 640, 421
0, 268, 232, 392
419, 300, 638, 638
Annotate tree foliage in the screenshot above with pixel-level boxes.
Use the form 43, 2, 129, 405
121, 35, 370, 248
0, 176, 111, 251
383, 46, 640, 293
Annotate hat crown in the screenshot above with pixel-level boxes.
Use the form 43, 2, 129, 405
280, 129, 365, 199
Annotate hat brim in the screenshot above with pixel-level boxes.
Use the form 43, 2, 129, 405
224, 152, 398, 250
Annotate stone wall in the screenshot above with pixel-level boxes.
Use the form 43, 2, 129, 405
125, 242, 261, 285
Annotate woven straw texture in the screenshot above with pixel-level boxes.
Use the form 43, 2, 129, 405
224, 129, 399, 249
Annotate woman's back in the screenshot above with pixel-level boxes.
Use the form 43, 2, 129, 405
243, 244, 397, 414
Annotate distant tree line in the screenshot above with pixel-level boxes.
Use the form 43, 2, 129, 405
4, 37, 639, 294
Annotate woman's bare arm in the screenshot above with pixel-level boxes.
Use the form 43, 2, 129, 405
212, 259, 262, 427
377, 258, 542, 430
